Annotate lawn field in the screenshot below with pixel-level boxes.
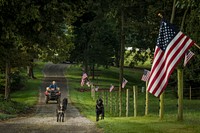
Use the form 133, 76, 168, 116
66, 64, 200, 133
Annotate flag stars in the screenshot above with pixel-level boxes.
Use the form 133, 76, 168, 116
157, 21, 178, 51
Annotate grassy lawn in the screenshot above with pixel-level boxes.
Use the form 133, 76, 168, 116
0, 61, 45, 120
66, 64, 200, 133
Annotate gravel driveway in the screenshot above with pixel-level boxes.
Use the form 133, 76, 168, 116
0, 63, 102, 133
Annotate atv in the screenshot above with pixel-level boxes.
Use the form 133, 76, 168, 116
44, 87, 61, 104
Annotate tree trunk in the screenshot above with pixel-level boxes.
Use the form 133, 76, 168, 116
27, 59, 35, 79
4, 61, 11, 100
176, 0, 190, 122
170, 0, 176, 24
119, 0, 125, 117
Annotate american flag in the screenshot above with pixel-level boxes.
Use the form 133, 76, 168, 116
95, 86, 99, 91
184, 50, 194, 67
86, 81, 91, 87
80, 73, 88, 86
141, 69, 150, 82
82, 73, 88, 79
147, 20, 194, 97
109, 84, 114, 92
81, 79, 85, 86
122, 78, 128, 88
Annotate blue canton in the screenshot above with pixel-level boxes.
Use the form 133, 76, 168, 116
144, 69, 148, 75
157, 20, 179, 51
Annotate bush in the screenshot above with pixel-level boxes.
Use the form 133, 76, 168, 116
10, 70, 27, 91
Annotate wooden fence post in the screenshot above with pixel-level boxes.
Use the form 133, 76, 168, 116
145, 81, 149, 116
91, 85, 95, 100
133, 86, 138, 117
110, 91, 113, 115
189, 86, 192, 100
159, 92, 164, 120
177, 69, 183, 121
126, 89, 129, 117
115, 91, 118, 116
105, 91, 108, 112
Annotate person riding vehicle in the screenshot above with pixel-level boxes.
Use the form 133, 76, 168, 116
49, 81, 57, 90
45, 81, 61, 104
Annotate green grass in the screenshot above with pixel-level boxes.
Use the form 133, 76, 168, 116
0, 61, 45, 120
66, 64, 200, 133
98, 116, 200, 133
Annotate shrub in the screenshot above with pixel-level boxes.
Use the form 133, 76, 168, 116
10, 70, 27, 91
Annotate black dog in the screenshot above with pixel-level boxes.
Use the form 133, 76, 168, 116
62, 98, 68, 111
96, 97, 104, 121
56, 98, 68, 122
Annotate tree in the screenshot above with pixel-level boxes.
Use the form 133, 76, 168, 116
0, 0, 84, 99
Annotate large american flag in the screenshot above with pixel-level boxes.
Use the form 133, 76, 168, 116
147, 20, 195, 97
141, 69, 150, 82
183, 50, 194, 67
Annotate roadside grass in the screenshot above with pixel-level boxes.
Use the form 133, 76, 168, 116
66, 64, 200, 133
0, 61, 44, 120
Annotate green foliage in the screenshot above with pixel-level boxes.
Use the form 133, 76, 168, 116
124, 49, 151, 68
10, 70, 27, 91
0, 99, 30, 114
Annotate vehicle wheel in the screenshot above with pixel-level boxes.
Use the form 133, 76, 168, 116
45, 96, 48, 104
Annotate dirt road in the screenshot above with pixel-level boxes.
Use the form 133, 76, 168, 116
0, 63, 102, 133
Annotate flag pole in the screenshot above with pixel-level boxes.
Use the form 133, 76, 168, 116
145, 81, 148, 116
194, 43, 200, 50
158, 13, 165, 120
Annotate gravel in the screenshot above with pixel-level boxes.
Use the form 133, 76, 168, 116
0, 63, 102, 133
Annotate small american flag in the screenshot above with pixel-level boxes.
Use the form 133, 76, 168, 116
183, 50, 194, 67
81, 79, 85, 86
109, 84, 114, 92
80, 73, 88, 86
82, 73, 88, 79
86, 81, 90, 87
141, 69, 150, 82
95, 86, 99, 91
122, 78, 128, 88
